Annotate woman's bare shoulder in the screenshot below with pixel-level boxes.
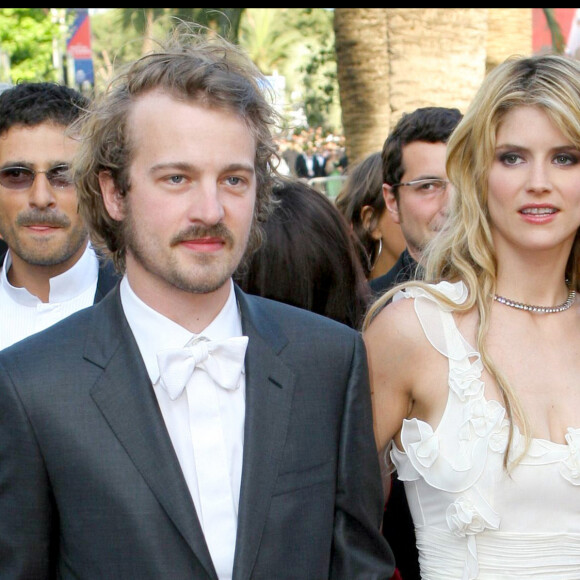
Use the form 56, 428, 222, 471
364, 294, 424, 347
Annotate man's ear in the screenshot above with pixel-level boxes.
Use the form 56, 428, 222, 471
361, 205, 381, 241
384, 184, 401, 225
99, 171, 125, 221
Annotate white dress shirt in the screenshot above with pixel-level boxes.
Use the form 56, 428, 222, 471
120, 277, 245, 579
0, 244, 99, 350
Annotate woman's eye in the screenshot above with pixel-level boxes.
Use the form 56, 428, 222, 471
500, 153, 522, 165
226, 176, 242, 186
554, 153, 577, 166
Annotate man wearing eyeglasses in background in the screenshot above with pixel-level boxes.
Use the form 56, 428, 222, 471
368, 106, 463, 580
0, 82, 118, 350
370, 107, 463, 298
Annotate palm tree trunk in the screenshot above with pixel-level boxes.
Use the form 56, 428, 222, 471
334, 8, 390, 166
386, 8, 487, 122
486, 9, 532, 71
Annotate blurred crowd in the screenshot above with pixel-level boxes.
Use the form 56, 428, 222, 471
273, 126, 348, 181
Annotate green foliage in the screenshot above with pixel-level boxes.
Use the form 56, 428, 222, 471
239, 8, 340, 134
0, 8, 67, 83
287, 9, 340, 133
302, 40, 340, 132
173, 8, 245, 41
0, 7, 341, 132
90, 9, 246, 93
542, 8, 565, 54
239, 8, 302, 75
90, 9, 148, 92
90, 8, 339, 131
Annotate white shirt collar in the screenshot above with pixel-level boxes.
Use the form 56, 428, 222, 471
0, 243, 98, 306
120, 277, 242, 384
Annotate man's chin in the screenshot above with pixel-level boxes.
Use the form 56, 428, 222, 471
15, 252, 76, 267
170, 269, 234, 295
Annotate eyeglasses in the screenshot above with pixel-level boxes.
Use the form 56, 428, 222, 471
391, 178, 449, 195
0, 164, 73, 190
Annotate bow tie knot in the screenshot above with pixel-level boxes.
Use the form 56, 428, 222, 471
157, 336, 249, 400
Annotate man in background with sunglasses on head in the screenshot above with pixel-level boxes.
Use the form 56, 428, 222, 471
370, 107, 463, 298
0, 82, 118, 350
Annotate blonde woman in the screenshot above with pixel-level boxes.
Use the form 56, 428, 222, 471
364, 53, 580, 579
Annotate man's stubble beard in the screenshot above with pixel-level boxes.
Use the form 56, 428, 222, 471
122, 209, 251, 295
1, 212, 89, 267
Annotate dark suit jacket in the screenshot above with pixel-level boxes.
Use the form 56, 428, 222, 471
369, 248, 419, 297
0, 284, 394, 579
295, 153, 326, 179
94, 258, 121, 302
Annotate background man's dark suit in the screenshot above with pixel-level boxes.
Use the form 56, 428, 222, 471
295, 152, 327, 179
0, 284, 394, 579
369, 248, 418, 296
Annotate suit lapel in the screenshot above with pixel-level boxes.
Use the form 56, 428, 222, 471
94, 258, 120, 303
233, 289, 296, 580
85, 285, 298, 580
85, 288, 218, 579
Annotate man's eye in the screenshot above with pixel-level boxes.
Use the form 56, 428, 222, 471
0, 168, 32, 186
5, 168, 28, 180
51, 166, 68, 176
226, 176, 242, 186
168, 175, 185, 184
47, 166, 73, 188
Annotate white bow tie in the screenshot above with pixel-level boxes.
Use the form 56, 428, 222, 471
157, 336, 249, 400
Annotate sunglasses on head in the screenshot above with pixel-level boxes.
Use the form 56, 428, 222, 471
0, 164, 73, 190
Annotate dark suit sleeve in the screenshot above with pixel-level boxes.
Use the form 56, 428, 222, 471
295, 154, 307, 178
0, 362, 54, 578
330, 333, 395, 579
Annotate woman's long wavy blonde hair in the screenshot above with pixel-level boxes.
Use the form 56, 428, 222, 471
364, 53, 580, 468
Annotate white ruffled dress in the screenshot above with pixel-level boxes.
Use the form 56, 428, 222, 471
389, 281, 580, 579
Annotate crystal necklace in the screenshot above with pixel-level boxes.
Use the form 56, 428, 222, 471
493, 287, 576, 314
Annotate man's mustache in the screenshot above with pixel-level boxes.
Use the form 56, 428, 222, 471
17, 210, 71, 228
171, 223, 234, 246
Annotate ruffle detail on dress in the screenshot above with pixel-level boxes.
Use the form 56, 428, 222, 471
395, 281, 477, 365
388, 279, 580, 579
446, 494, 501, 536
390, 438, 420, 482
446, 494, 501, 580
391, 282, 507, 493
458, 398, 506, 442
393, 280, 469, 309
449, 359, 484, 402
381, 440, 396, 476
393, 413, 504, 493
560, 428, 580, 485
506, 428, 580, 482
